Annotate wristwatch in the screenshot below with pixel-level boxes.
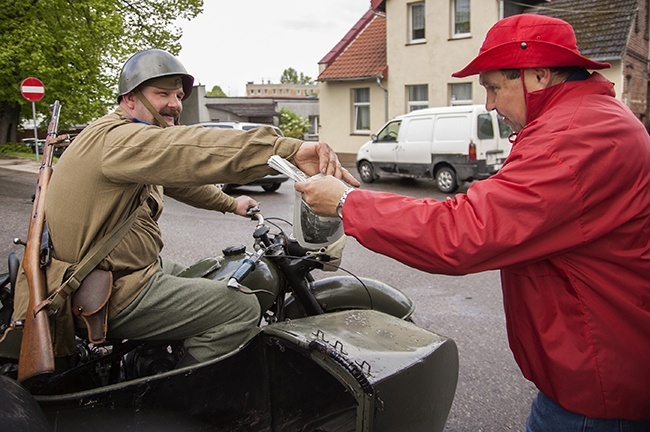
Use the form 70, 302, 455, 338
336, 187, 354, 219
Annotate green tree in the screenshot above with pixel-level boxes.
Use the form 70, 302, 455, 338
0, 0, 203, 144
206, 85, 227, 97
280, 67, 313, 85
278, 107, 310, 139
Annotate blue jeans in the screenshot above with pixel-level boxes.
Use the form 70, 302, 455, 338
526, 392, 650, 432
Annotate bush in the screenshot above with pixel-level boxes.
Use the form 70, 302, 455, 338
0, 143, 32, 155
278, 108, 311, 139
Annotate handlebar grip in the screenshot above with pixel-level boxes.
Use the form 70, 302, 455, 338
227, 257, 257, 289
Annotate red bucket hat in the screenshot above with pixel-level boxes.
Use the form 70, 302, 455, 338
452, 14, 610, 78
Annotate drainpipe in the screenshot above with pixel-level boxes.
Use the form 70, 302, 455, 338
376, 76, 388, 122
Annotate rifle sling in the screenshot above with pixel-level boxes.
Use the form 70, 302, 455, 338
35, 188, 149, 315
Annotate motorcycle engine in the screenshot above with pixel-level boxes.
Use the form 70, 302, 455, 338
123, 344, 182, 380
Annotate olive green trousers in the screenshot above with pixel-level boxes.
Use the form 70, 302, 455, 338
108, 258, 260, 362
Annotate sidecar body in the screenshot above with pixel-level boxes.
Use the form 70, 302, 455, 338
12, 310, 458, 431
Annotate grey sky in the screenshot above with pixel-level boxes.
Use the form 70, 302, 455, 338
176, 0, 370, 96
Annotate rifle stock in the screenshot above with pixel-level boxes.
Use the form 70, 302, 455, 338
17, 101, 62, 385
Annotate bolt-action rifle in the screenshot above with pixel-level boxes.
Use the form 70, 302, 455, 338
18, 100, 69, 385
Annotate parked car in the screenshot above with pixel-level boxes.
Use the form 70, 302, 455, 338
21, 138, 66, 158
197, 122, 289, 193
356, 105, 512, 193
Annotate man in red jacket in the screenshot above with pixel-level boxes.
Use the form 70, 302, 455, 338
296, 14, 650, 431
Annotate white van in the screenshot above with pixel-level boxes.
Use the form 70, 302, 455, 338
356, 105, 512, 193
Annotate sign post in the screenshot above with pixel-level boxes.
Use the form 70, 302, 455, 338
20, 78, 46, 161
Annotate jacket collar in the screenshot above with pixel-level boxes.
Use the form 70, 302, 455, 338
525, 72, 615, 124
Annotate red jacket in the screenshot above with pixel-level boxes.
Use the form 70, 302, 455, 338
344, 73, 650, 420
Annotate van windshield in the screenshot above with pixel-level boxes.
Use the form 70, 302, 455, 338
376, 121, 401, 142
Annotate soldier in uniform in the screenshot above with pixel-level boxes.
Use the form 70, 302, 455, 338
14, 48, 358, 366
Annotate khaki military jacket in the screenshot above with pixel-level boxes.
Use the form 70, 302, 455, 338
14, 107, 302, 355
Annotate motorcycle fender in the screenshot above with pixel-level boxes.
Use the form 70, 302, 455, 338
284, 276, 414, 320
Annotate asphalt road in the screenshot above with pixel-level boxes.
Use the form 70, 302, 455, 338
0, 157, 537, 431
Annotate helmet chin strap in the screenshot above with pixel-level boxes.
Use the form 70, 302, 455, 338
135, 89, 170, 128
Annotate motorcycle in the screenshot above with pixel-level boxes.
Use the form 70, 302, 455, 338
0, 207, 459, 432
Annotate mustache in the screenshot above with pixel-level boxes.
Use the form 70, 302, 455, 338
154, 108, 181, 126
160, 108, 180, 119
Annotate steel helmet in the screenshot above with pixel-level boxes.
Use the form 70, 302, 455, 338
118, 48, 194, 100
452, 14, 610, 78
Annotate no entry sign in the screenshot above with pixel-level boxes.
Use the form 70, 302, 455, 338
20, 77, 45, 102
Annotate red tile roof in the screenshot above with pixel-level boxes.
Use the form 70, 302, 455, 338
318, 12, 387, 81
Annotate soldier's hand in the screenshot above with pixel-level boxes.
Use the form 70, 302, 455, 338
292, 142, 360, 187
233, 195, 258, 217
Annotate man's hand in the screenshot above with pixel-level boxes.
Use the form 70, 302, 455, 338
294, 175, 350, 218
292, 142, 360, 187
233, 195, 258, 217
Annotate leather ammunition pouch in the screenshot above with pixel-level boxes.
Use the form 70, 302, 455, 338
71, 269, 112, 345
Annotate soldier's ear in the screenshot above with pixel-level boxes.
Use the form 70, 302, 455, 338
121, 91, 138, 110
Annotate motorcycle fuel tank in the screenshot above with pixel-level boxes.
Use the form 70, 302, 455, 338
178, 248, 282, 312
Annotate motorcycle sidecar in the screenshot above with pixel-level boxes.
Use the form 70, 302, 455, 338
31, 310, 458, 432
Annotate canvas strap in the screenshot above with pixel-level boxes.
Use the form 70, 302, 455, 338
135, 90, 170, 128
34, 187, 149, 315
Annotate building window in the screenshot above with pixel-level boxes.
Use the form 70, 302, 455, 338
450, 83, 472, 105
409, 2, 426, 42
353, 88, 370, 132
407, 84, 428, 111
452, 0, 470, 37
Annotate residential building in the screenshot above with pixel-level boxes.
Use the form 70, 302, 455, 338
246, 81, 319, 98
318, 0, 650, 161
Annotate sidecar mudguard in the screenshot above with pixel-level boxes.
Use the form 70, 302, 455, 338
284, 275, 415, 320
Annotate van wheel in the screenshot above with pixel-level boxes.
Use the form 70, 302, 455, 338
435, 167, 458, 194
358, 161, 376, 183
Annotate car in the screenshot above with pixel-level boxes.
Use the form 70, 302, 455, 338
197, 122, 289, 193
21, 138, 66, 158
